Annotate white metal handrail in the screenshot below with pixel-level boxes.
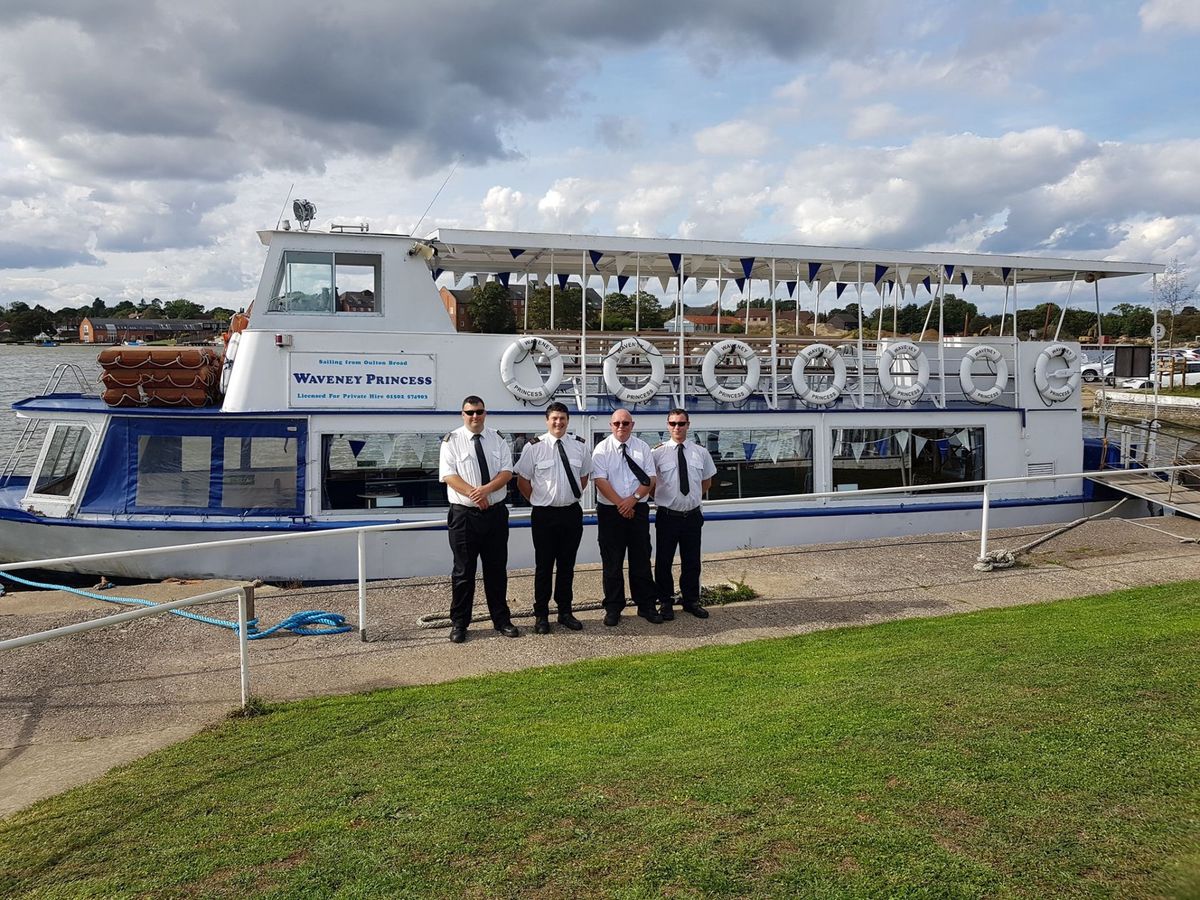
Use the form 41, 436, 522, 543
0, 585, 255, 709
1, 463, 1196, 641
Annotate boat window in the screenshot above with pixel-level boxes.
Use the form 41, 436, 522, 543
322, 432, 448, 510
136, 436, 213, 508
832, 427, 984, 494
268, 251, 381, 314
222, 436, 298, 510
589, 427, 814, 501
31, 424, 90, 497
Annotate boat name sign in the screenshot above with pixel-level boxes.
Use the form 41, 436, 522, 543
289, 352, 436, 408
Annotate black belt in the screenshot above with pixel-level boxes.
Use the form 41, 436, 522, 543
451, 502, 506, 511
658, 507, 701, 518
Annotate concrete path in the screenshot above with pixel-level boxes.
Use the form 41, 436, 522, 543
2, 515, 1199, 819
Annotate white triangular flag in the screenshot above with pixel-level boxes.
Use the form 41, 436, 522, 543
895, 430, 909, 452
851, 441, 865, 461
913, 435, 928, 456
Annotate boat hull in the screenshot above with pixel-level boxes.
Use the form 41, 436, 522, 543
0, 496, 1127, 583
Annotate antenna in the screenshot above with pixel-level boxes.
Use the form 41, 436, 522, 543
410, 155, 461, 237
275, 183, 295, 230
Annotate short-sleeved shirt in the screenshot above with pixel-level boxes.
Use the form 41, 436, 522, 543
653, 439, 717, 512
591, 433, 656, 505
514, 432, 592, 507
438, 425, 513, 506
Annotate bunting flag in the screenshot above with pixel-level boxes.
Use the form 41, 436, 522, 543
807, 262, 822, 284
913, 434, 928, 456
875, 437, 889, 456
851, 441, 865, 461
348, 439, 366, 458
431, 268, 444, 280
743, 441, 758, 460
735, 277, 746, 292
617, 274, 630, 292
886, 279, 894, 294
874, 264, 888, 285
658, 275, 672, 294
957, 429, 972, 449
836, 282, 848, 299
922, 276, 932, 294
944, 265, 955, 281
740, 257, 756, 279
1001, 266, 1013, 284
509, 248, 525, 259
785, 280, 797, 297
497, 272, 511, 287
895, 430, 909, 452
936, 439, 949, 460
669, 252, 682, 274
769, 439, 782, 464
695, 277, 708, 292
589, 250, 603, 270
898, 265, 912, 285
830, 262, 846, 281
959, 272, 969, 290
556, 273, 569, 290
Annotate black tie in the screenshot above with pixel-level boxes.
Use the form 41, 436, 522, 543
621, 443, 651, 486
556, 439, 581, 499
472, 434, 490, 485
677, 443, 689, 495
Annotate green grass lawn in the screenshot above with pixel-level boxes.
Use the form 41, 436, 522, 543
3, 586, 1198, 899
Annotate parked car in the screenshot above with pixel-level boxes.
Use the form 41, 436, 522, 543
1121, 360, 1200, 390
1079, 352, 1114, 384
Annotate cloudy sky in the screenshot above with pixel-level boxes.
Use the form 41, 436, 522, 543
1, 0, 1198, 315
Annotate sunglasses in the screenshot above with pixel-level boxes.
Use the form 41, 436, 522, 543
611, 421, 633, 428
462, 409, 486, 417
667, 421, 689, 427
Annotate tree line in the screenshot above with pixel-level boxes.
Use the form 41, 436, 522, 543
0, 297, 236, 342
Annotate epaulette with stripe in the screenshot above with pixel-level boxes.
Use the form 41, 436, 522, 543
528, 436, 541, 444
441, 432, 452, 442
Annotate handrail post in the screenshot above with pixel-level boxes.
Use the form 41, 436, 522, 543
357, 529, 367, 642
978, 483, 991, 563
237, 587, 250, 710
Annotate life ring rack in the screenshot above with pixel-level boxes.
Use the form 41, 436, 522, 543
602, 337, 665, 404
499, 336, 564, 404
1034, 343, 1080, 404
701, 339, 761, 403
958, 345, 1009, 404
877, 341, 930, 403
791, 343, 846, 406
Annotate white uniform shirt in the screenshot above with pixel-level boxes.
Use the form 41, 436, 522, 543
653, 438, 717, 512
438, 425, 513, 506
514, 432, 592, 507
591, 433, 656, 505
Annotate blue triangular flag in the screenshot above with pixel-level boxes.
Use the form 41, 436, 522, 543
785, 280, 797, 297
944, 265, 955, 280
431, 268, 443, 280
740, 257, 755, 279
348, 439, 366, 458
1001, 266, 1012, 283
617, 274, 629, 292
876, 438, 889, 456
589, 250, 603, 269
743, 442, 757, 459
668, 253, 682, 274
807, 262, 821, 283
874, 264, 888, 284
960, 272, 968, 289
922, 276, 932, 293
836, 282, 847, 299
735, 277, 746, 292
556, 273, 569, 290
509, 248, 525, 259
497, 272, 510, 287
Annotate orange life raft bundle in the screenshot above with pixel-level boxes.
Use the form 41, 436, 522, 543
97, 347, 223, 408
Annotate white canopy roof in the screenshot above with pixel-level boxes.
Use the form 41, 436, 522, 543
424, 228, 1162, 287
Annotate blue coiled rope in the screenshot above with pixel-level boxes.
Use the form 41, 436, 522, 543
0, 571, 352, 638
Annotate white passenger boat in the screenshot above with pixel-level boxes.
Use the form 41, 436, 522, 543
0, 221, 1162, 581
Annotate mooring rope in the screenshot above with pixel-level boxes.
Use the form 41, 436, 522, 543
0, 571, 351, 638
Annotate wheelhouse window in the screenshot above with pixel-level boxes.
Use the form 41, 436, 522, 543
31, 424, 90, 497
590, 427, 814, 501
269, 251, 380, 314
832, 427, 984, 493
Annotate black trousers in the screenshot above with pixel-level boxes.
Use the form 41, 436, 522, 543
655, 508, 704, 605
531, 503, 584, 617
448, 503, 511, 628
596, 502, 656, 613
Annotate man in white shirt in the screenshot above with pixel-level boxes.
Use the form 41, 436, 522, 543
591, 408, 660, 626
514, 402, 591, 634
438, 395, 519, 643
652, 408, 717, 620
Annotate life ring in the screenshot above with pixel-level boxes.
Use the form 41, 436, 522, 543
877, 341, 930, 403
1034, 343, 1079, 403
791, 343, 846, 406
602, 337, 665, 404
220, 332, 240, 395
499, 337, 564, 404
958, 345, 1009, 404
701, 339, 761, 403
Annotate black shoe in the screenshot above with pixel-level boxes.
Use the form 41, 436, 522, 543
659, 603, 675, 621
557, 613, 583, 631
682, 603, 709, 619
603, 611, 621, 627
534, 618, 550, 635
637, 608, 664, 624
449, 626, 467, 643
496, 623, 520, 637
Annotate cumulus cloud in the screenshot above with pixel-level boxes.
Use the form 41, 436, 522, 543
1140, 0, 1200, 31
694, 120, 772, 157
481, 186, 527, 231
847, 103, 909, 140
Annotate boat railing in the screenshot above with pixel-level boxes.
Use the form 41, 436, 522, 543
0, 585, 256, 710
0, 364, 100, 486
3, 462, 1196, 647
531, 332, 1020, 409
